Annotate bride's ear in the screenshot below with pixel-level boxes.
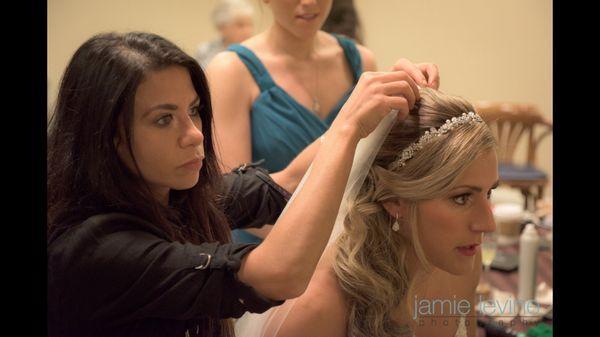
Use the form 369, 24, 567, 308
382, 200, 410, 234
382, 199, 408, 219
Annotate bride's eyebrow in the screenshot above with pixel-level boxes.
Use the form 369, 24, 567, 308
452, 180, 500, 192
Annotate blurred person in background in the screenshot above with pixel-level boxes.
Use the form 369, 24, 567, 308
196, 0, 255, 68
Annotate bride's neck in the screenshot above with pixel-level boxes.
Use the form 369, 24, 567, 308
405, 246, 421, 279
392, 248, 429, 326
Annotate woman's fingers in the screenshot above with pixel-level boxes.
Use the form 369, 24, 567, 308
391, 58, 441, 89
335, 70, 421, 139
418, 63, 440, 89
382, 79, 417, 109
390, 58, 428, 87
385, 96, 410, 121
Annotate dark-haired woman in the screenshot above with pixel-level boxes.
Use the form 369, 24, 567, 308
47, 31, 418, 336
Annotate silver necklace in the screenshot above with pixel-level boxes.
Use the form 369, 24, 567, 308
311, 55, 320, 114
296, 51, 320, 115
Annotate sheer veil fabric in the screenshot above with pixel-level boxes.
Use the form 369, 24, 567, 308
234, 110, 399, 337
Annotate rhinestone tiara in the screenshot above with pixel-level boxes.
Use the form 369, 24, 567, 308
391, 111, 484, 170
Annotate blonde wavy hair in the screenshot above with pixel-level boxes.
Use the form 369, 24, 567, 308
333, 88, 496, 337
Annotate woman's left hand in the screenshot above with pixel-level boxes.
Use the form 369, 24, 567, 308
390, 58, 440, 89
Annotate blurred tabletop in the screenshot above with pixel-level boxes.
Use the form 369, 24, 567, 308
476, 227, 553, 336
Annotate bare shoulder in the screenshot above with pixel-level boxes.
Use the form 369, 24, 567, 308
317, 32, 377, 74
205, 51, 249, 82
275, 261, 348, 337
205, 50, 258, 107
240, 33, 265, 50
355, 43, 377, 71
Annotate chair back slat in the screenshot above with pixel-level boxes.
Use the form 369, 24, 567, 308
474, 101, 552, 166
506, 122, 526, 163
473, 101, 552, 210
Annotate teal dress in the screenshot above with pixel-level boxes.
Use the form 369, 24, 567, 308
227, 34, 363, 243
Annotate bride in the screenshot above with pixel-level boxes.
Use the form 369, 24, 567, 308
235, 88, 499, 337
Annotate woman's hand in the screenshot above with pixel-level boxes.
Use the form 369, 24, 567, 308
391, 58, 440, 89
333, 70, 419, 140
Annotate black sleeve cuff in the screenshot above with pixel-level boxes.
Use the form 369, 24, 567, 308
219, 162, 291, 230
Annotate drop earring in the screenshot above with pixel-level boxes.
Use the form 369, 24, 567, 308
392, 213, 400, 232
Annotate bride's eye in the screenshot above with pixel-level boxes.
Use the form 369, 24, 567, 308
452, 193, 472, 206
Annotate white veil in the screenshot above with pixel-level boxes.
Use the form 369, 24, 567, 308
235, 110, 399, 337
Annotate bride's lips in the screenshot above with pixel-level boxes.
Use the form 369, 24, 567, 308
456, 244, 480, 256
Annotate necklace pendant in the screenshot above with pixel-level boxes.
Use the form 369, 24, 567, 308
313, 99, 320, 113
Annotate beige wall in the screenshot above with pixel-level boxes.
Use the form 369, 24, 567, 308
48, 0, 272, 108
355, 0, 552, 197
48, 0, 552, 197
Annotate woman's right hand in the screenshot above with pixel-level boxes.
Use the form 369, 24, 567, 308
332, 70, 419, 140
237, 72, 420, 301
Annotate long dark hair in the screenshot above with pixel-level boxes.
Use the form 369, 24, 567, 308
47, 32, 233, 336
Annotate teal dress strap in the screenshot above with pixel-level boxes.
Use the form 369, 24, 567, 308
228, 36, 364, 245
331, 34, 363, 82
227, 44, 275, 92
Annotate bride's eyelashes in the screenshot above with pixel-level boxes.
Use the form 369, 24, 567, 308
451, 188, 495, 206
451, 193, 472, 206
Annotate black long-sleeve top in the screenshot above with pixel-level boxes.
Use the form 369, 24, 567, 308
48, 165, 291, 337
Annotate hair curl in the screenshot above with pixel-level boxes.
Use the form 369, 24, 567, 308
333, 88, 496, 337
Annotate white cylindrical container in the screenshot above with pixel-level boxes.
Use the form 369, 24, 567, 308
518, 223, 540, 303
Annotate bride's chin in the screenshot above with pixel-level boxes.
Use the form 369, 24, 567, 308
439, 260, 474, 276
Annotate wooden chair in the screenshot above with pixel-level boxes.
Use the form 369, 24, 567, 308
474, 101, 552, 210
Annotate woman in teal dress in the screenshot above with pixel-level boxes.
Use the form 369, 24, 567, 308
207, 0, 440, 243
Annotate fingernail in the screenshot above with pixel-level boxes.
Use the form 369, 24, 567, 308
421, 80, 427, 86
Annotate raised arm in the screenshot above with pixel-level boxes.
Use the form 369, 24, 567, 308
237, 70, 420, 300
